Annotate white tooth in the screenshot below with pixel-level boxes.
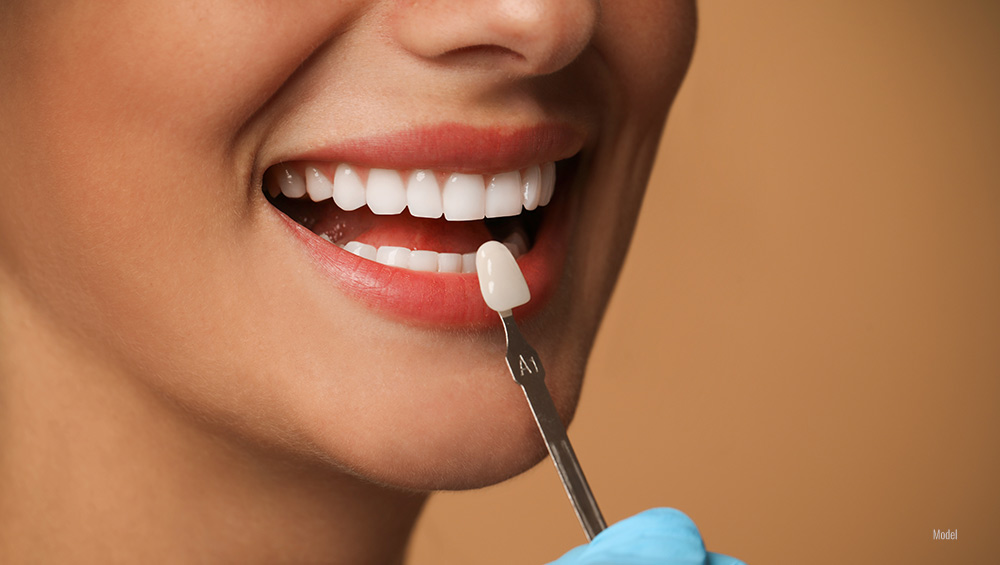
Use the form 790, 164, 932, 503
485, 171, 523, 218
366, 168, 407, 214
408, 249, 439, 272
503, 231, 529, 256
333, 164, 367, 211
539, 162, 556, 206
461, 252, 477, 273
443, 173, 486, 221
276, 165, 306, 198
344, 241, 376, 261
406, 170, 443, 219
305, 166, 334, 201
375, 246, 410, 268
437, 253, 463, 273
521, 165, 541, 210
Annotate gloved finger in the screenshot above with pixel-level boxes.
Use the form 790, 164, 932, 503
548, 544, 587, 564
548, 508, 708, 565
707, 551, 747, 565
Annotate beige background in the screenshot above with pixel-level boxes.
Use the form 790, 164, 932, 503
409, 2, 1000, 563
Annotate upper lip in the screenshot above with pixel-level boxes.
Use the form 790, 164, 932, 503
266, 122, 586, 174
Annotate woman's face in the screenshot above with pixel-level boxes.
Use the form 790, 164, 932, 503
0, 1, 694, 489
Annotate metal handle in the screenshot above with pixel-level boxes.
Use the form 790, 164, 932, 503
500, 313, 607, 540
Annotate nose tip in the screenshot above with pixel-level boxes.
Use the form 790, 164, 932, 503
393, 0, 600, 76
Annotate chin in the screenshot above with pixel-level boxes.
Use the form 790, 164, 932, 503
261, 296, 594, 492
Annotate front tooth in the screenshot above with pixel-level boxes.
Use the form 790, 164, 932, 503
333, 164, 367, 211
406, 170, 443, 219
437, 253, 463, 273
461, 252, 477, 273
366, 168, 407, 214
277, 165, 306, 198
305, 166, 333, 201
521, 165, 541, 210
375, 246, 410, 268
539, 162, 556, 206
408, 249, 439, 272
443, 173, 486, 221
344, 241, 376, 261
485, 171, 523, 218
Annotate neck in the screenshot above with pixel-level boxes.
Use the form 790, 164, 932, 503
0, 293, 426, 565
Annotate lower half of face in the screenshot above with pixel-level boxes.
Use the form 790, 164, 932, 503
0, 1, 695, 490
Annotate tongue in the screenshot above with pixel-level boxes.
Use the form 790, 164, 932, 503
301, 200, 493, 254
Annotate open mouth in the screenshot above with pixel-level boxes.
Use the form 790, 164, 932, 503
258, 124, 583, 326
263, 158, 574, 275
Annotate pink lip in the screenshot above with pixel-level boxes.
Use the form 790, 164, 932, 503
276, 203, 567, 327
267, 123, 578, 327
288, 122, 584, 172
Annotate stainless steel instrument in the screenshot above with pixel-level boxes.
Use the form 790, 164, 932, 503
498, 309, 607, 541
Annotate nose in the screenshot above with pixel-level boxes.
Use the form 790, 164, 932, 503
392, 0, 600, 76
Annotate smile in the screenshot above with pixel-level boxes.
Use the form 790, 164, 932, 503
260, 124, 583, 326
265, 161, 556, 272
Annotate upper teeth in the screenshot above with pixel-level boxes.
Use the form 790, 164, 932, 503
268, 162, 556, 220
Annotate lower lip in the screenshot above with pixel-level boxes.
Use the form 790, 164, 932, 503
272, 200, 570, 328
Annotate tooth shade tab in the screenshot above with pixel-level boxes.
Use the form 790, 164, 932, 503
265, 161, 559, 220
476, 241, 530, 312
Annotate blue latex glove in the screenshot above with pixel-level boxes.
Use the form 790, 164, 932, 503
549, 508, 746, 565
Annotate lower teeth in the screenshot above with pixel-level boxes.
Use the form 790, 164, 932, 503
326, 237, 526, 273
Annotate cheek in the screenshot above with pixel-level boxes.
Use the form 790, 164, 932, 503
598, 0, 697, 112
0, 5, 308, 455
0, 0, 356, 341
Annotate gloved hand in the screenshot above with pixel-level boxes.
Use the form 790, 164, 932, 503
549, 508, 746, 565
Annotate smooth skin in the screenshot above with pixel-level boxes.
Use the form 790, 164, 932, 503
0, 1, 707, 563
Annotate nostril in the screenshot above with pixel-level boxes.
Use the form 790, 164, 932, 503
440, 44, 527, 67
447, 44, 523, 59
